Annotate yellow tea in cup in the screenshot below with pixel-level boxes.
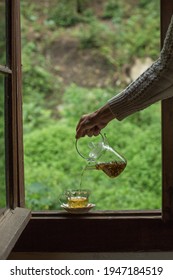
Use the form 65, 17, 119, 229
64, 189, 90, 208
68, 196, 88, 208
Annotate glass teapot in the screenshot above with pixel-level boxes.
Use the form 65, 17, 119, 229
75, 133, 127, 178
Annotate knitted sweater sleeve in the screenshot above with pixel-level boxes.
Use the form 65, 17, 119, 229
108, 15, 173, 120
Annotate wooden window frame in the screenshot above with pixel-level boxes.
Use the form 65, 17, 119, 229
0, 0, 30, 260
12, 0, 173, 254
161, 0, 173, 222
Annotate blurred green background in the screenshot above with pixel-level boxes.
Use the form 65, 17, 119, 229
0, 0, 161, 210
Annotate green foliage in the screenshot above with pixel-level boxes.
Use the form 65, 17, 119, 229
18, 0, 162, 211
48, 0, 81, 27
138, 0, 158, 9
0, 1, 6, 64
102, 0, 160, 68
22, 42, 55, 99
78, 19, 115, 49
115, 11, 160, 66
103, 0, 124, 21
24, 85, 161, 211
59, 83, 111, 121
48, 0, 99, 28
24, 123, 79, 210
76, 0, 160, 68
21, 40, 62, 133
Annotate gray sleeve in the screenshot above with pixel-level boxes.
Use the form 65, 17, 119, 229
108, 15, 173, 120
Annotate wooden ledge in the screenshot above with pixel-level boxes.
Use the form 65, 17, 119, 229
0, 207, 31, 260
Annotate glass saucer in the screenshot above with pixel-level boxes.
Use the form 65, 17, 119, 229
61, 203, 95, 214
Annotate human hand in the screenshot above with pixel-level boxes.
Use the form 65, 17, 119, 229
75, 104, 115, 139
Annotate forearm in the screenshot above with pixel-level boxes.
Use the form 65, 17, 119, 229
75, 104, 115, 138
108, 15, 173, 121
93, 103, 115, 124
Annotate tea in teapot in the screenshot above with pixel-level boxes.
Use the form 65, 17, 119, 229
93, 161, 126, 178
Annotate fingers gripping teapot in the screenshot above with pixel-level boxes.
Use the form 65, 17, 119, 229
75, 133, 127, 178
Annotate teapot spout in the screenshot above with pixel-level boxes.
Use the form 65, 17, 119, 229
85, 164, 97, 170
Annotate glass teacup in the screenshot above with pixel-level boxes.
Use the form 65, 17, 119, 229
60, 189, 90, 208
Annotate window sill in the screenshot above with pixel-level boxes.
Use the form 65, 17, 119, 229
0, 207, 31, 259
12, 210, 173, 253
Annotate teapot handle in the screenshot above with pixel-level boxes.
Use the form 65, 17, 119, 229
75, 133, 105, 160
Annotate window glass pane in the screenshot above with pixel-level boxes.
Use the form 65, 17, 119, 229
0, 0, 6, 65
22, 0, 161, 211
0, 74, 6, 208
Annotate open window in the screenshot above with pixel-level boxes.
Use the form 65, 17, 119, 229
1, 0, 173, 259
0, 0, 30, 260
11, 0, 173, 256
